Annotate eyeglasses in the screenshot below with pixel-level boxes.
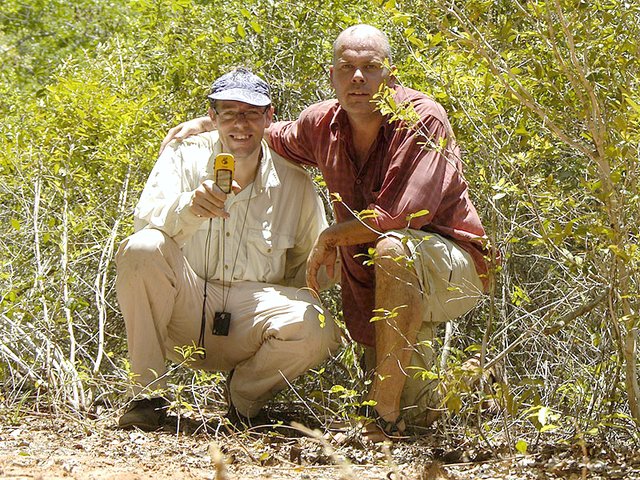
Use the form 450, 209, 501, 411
213, 106, 269, 123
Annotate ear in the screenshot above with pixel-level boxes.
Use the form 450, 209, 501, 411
385, 64, 397, 87
263, 105, 274, 127
329, 65, 336, 89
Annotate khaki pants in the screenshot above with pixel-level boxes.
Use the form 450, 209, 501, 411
382, 230, 484, 426
115, 228, 341, 417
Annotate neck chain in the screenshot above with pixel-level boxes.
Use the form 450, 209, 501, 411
197, 180, 255, 358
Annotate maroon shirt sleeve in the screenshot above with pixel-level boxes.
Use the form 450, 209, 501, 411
266, 102, 335, 168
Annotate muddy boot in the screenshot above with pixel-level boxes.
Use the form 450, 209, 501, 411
117, 397, 167, 431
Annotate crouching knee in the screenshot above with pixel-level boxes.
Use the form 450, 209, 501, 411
295, 303, 342, 364
375, 235, 405, 257
115, 229, 176, 268
374, 235, 415, 275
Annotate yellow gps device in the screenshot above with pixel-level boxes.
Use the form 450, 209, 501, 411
214, 153, 235, 194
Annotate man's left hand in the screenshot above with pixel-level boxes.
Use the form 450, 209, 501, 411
306, 233, 337, 292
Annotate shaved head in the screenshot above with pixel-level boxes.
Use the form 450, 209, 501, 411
332, 24, 392, 65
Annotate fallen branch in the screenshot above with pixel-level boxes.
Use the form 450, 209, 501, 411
543, 287, 610, 335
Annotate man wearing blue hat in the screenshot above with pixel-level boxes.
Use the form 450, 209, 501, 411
115, 68, 341, 431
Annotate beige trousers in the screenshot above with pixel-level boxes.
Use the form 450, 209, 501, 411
386, 230, 484, 426
115, 229, 341, 417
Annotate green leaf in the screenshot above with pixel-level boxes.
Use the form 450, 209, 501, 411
492, 192, 507, 200
358, 209, 379, 220
259, 452, 270, 462
250, 21, 263, 34
624, 94, 640, 113
515, 439, 528, 454
406, 209, 429, 221
538, 406, 550, 426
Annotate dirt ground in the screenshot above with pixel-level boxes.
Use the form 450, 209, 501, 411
1, 408, 639, 480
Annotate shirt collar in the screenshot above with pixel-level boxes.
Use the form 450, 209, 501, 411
329, 99, 395, 142
255, 139, 280, 192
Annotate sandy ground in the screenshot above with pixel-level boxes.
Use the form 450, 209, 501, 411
1, 411, 639, 480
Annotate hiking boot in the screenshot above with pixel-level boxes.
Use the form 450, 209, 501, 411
118, 397, 167, 431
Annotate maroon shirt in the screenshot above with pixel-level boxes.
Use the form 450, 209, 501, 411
268, 85, 488, 346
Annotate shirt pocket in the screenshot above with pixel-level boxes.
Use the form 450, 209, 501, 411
245, 228, 295, 284
184, 220, 221, 280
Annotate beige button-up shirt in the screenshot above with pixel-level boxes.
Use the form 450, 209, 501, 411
134, 131, 328, 288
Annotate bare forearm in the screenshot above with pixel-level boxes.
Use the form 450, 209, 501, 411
320, 218, 381, 248
159, 116, 216, 155
306, 218, 379, 292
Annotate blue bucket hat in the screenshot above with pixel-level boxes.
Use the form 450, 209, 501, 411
207, 68, 271, 107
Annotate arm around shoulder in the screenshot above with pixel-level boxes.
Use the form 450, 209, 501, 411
159, 116, 215, 155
